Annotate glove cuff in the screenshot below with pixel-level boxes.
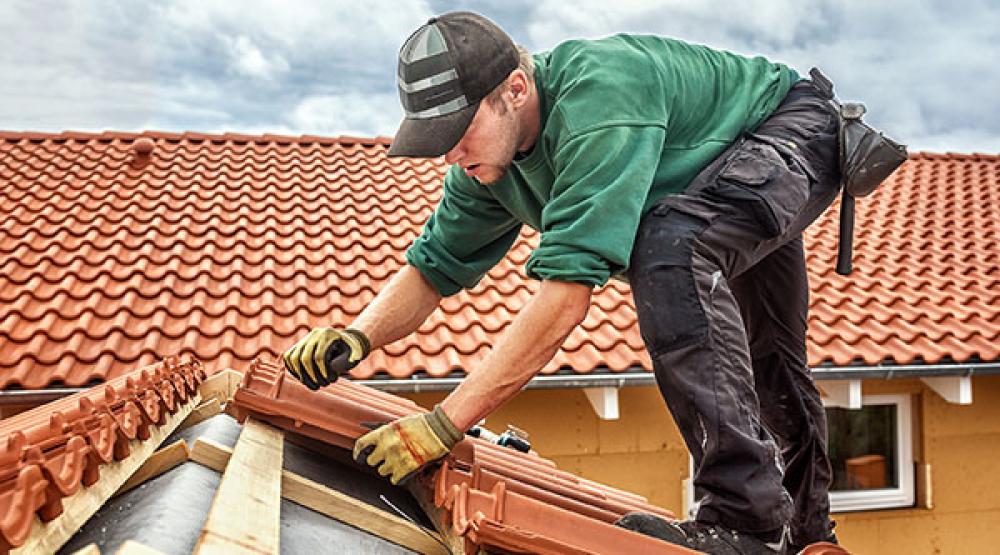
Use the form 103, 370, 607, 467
426, 405, 464, 449
342, 328, 372, 360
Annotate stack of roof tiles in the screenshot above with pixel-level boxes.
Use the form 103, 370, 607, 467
0, 356, 205, 551
230, 357, 694, 554
2, 131, 998, 391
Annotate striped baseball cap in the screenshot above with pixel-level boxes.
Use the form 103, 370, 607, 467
388, 12, 519, 157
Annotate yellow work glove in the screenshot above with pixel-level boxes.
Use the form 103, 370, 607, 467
282, 327, 371, 390
353, 405, 464, 485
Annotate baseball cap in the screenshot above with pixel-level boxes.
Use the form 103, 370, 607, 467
388, 12, 519, 157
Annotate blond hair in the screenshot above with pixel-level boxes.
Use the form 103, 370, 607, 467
484, 45, 535, 112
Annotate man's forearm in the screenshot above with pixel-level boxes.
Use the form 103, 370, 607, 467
440, 280, 592, 431
350, 264, 442, 350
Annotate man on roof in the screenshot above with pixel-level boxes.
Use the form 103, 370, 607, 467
284, 11, 841, 554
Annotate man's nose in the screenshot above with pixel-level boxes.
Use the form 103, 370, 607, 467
445, 143, 465, 165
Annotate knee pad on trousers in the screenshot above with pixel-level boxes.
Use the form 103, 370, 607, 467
630, 210, 710, 355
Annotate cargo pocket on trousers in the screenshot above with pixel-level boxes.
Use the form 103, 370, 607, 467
707, 137, 809, 238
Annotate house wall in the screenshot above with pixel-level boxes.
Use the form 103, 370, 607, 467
830, 375, 1000, 554
406, 385, 688, 511
406, 374, 1000, 554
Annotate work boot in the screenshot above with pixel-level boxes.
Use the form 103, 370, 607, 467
615, 512, 786, 554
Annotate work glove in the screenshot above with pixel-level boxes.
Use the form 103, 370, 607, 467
353, 405, 464, 485
282, 327, 371, 390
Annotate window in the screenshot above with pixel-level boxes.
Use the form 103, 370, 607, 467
682, 393, 915, 516
827, 394, 914, 512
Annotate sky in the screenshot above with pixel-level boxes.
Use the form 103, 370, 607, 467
2, 0, 998, 154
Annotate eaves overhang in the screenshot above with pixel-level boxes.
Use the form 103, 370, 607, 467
4, 361, 999, 404
354, 361, 1000, 393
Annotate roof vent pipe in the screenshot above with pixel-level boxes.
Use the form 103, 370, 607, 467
133, 138, 155, 156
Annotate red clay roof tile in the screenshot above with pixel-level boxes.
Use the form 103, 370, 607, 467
1, 131, 998, 389
0, 356, 205, 551
230, 357, 691, 554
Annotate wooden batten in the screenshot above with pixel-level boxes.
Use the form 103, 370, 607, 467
114, 440, 191, 498
194, 418, 284, 554
189, 437, 448, 554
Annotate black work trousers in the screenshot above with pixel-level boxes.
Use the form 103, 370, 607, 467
626, 81, 840, 546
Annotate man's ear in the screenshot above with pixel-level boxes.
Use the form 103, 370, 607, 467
506, 69, 531, 108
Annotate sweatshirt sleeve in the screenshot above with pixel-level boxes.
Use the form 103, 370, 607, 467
525, 124, 666, 286
405, 165, 521, 297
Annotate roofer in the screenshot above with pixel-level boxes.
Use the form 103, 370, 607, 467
283, 11, 843, 554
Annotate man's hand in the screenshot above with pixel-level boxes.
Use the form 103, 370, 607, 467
353, 405, 464, 485
282, 327, 371, 390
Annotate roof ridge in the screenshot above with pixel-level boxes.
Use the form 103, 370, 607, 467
0, 130, 394, 147
910, 151, 1000, 160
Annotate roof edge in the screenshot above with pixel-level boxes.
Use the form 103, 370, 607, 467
5, 362, 999, 401
0, 130, 395, 147
357, 361, 1000, 392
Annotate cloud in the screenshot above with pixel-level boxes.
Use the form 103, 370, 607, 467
225, 35, 290, 81
0, 0, 997, 153
289, 92, 402, 137
516, 0, 1000, 153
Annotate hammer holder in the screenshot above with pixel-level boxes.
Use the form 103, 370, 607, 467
808, 68, 908, 275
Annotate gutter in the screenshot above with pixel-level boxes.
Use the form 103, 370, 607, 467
3, 361, 999, 403
356, 371, 659, 393
808, 361, 1000, 381
0, 387, 88, 405
357, 361, 1000, 393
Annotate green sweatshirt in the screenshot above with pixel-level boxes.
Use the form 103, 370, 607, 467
406, 34, 799, 296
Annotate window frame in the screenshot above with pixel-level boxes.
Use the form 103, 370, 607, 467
828, 393, 915, 513
682, 393, 916, 516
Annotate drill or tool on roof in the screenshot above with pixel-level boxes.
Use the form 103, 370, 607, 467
468, 424, 532, 453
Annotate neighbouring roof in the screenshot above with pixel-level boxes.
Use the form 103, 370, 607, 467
1, 130, 998, 390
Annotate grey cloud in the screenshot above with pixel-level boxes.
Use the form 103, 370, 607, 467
1, 0, 997, 152
519, 0, 1000, 153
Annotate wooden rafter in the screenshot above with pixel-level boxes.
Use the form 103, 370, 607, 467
194, 418, 284, 554
189, 436, 449, 555
114, 439, 190, 498
196, 369, 244, 407
178, 398, 224, 431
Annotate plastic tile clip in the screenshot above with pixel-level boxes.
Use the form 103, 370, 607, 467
0, 356, 206, 551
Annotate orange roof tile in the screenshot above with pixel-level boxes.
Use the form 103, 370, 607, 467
0, 356, 205, 551
231, 357, 692, 554
805, 152, 1000, 366
1, 131, 998, 389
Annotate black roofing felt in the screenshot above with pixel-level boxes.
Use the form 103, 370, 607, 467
59, 414, 422, 554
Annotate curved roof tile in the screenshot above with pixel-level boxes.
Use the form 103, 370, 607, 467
1, 132, 998, 388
